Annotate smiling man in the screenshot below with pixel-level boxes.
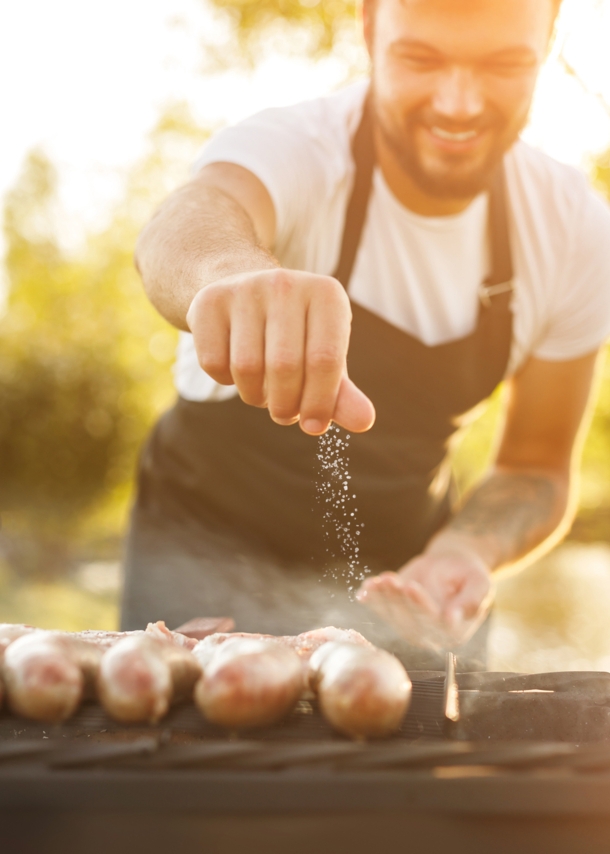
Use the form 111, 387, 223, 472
125, 0, 610, 667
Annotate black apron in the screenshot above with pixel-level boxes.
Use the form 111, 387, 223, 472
137, 96, 514, 573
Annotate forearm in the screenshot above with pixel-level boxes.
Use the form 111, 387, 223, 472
426, 467, 572, 572
135, 182, 278, 330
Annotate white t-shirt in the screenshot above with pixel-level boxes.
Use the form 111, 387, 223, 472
175, 80, 610, 402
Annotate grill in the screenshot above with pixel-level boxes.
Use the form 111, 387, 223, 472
3, 671, 610, 854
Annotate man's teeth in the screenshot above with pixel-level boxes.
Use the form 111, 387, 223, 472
431, 126, 478, 142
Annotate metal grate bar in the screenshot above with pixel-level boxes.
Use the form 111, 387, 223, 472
0, 740, 58, 764
49, 737, 159, 769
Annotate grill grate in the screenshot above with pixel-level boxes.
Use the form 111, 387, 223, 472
3, 670, 610, 775
0, 679, 448, 744
2, 734, 610, 774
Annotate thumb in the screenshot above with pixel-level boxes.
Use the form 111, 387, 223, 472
445, 575, 493, 628
332, 376, 375, 433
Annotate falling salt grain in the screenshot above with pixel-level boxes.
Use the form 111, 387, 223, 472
315, 424, 370, 597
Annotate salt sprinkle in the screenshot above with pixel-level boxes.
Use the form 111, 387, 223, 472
315, 424, 370, 597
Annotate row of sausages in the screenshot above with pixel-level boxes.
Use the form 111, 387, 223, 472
0, 623, 412, 738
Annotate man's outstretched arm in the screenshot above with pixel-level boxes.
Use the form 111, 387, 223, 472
136, 163, 278, 331
358, 350, 600, 648
135, 163, 374, 434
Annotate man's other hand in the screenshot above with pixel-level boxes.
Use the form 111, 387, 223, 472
186, 268, 376, 436
356, 548, 493, 650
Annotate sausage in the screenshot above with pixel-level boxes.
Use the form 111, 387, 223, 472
283, 627, 373, 660
2, 631, 103, 722
0, 623, 36, 654
308, 642, 412, 738
97, 633, 201, 723
0, 626, 38, 715
195, 626, 373, 665
193, 637, 304, 729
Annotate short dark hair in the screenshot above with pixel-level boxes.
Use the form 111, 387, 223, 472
366, 0, 564, 21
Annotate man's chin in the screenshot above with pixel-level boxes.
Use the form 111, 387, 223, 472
410, 158, 499, 200
379, 118, 510, 201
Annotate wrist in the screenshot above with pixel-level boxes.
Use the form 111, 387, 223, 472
424, 530, 494, 573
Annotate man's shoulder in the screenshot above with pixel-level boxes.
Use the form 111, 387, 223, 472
507, 141, 604, 224
196, 80, 367, 188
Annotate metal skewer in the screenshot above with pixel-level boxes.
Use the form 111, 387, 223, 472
443, 651, 460, 723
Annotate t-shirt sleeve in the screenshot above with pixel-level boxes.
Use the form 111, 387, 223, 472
192, 103, 348, 256
533, 183, 610, 361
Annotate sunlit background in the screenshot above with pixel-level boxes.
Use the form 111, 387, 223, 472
2, 0, 610, 671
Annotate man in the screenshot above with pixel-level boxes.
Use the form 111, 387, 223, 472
123, 0, 610, 667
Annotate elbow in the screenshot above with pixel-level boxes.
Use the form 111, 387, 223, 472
134, 223, 160, 303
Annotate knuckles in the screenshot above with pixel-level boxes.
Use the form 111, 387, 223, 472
231, 355, 264, 380
314, 276, 351, 310
263, 268, 296, 297
188, 270, 349, 393
266, 352, 301, 378
190, 282, 228, 316
197, 352, 231, 381
306, 346, 343, 374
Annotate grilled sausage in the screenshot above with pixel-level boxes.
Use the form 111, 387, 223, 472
193, 637, 304, 729
284, 627, 373, 660
308, 642, 412, 738
2, 631, 103, 722
0, 623, 36, 653
195, 626, 373, 666
0, 626, 36, 714
97, 633, 201, 723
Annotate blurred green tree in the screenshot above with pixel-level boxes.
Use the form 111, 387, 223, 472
203, 0, 363, 68
0, 106, 210, 576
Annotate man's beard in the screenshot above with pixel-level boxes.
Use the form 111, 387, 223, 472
374, 102, 525, 199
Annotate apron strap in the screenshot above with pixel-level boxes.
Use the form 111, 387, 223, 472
332, 96, 375, 287
332, 93, 514, 307
479, 166, 514, 307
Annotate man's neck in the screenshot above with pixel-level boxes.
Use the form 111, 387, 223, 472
374, 128, 476, 217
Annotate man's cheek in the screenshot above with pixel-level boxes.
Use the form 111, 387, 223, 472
377, 65, 428, 107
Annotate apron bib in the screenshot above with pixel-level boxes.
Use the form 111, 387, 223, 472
137, 96, 514, 571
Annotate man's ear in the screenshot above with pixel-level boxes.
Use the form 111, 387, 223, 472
362, 0, 375, 57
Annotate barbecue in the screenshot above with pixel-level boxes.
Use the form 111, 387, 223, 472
3, 622, 610, 853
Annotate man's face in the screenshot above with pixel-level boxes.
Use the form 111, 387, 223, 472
365, 0, 555, 199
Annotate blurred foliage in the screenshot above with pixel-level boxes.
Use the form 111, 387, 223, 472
0, 105, 210, 576
0, 557, 117, 631
203, 0, 363, 69
491, 542, 610, 672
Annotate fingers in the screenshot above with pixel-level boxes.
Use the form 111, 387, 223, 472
187, 270, 375, 433
187, 285, 233, 385
298, 281, 351, 435
357, 573, 444, 650
332, 377, 376, 434
444, 572, 493, 631
230, 287, 267, 407
358, 573, 438, 617
357, 559, 492, 650
265, 275, 306, 424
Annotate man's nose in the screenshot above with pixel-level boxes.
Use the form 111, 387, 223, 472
431, 66, 484, 123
